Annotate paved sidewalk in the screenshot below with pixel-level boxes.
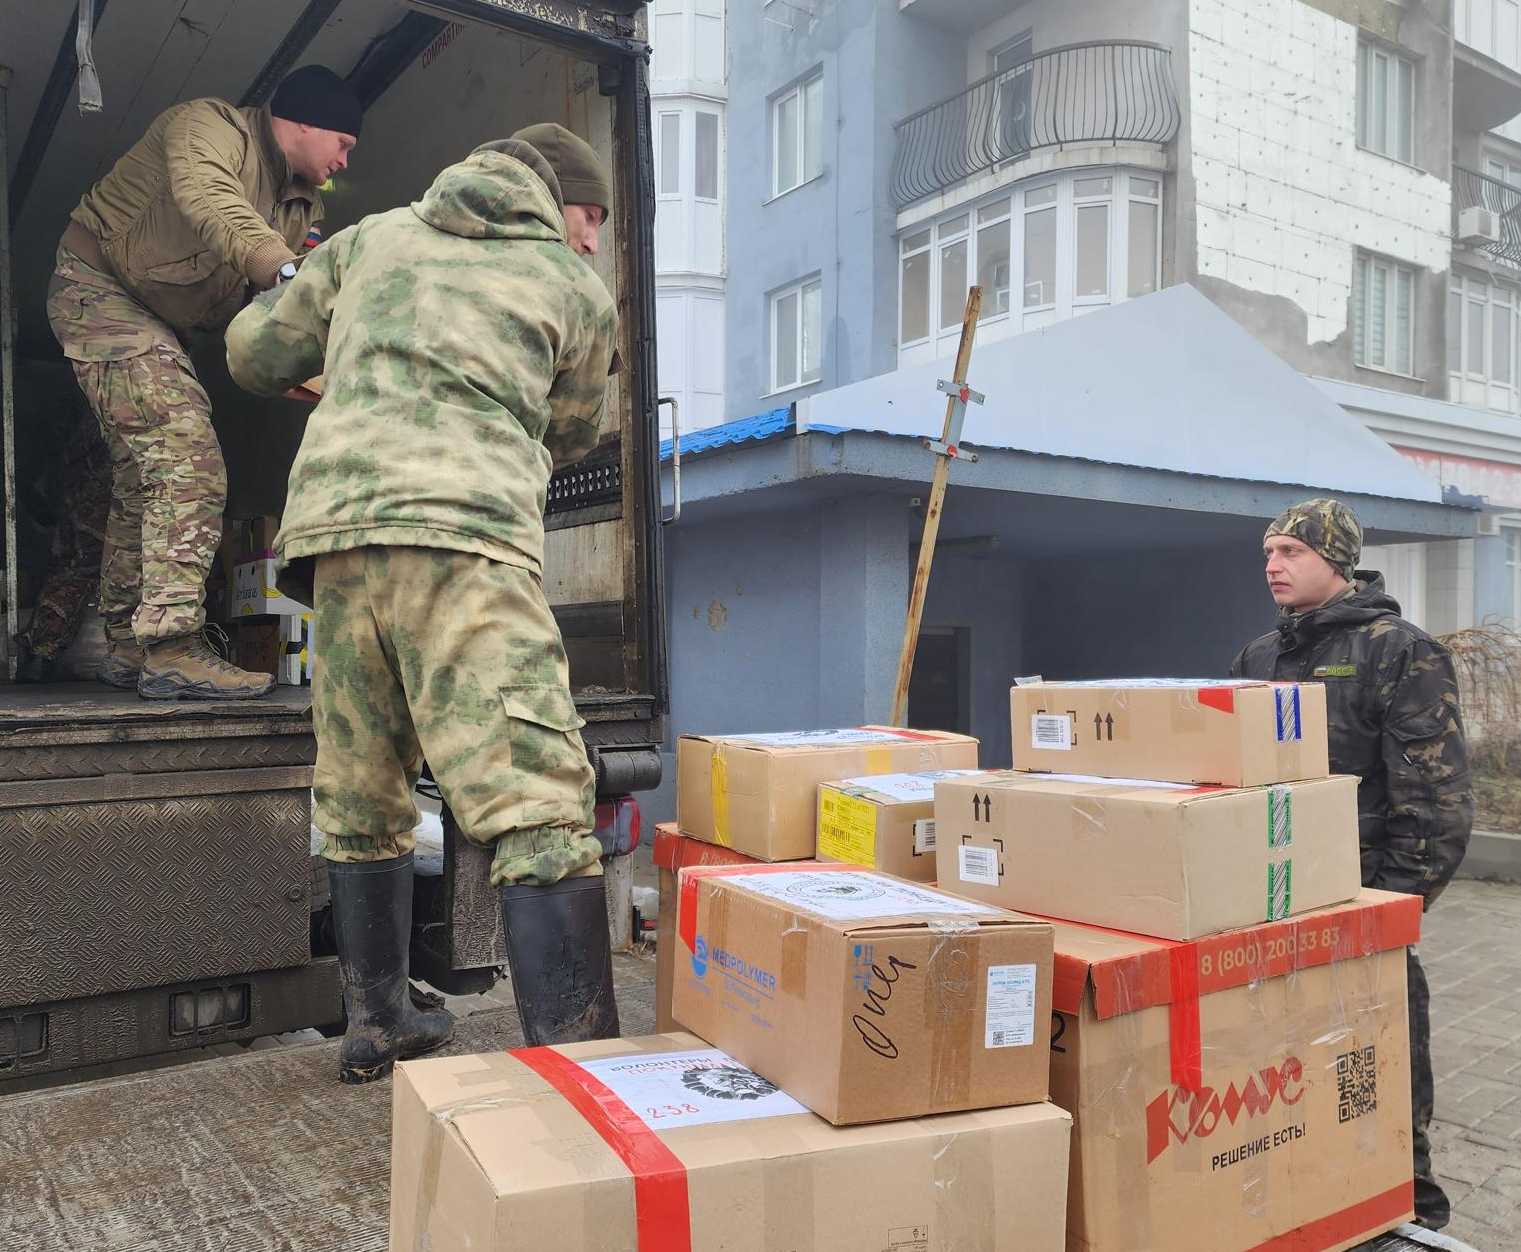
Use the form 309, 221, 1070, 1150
1425, 878, 1521, 1252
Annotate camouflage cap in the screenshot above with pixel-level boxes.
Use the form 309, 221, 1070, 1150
1264, 498, 1363, 581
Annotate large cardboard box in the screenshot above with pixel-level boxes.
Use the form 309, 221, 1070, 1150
677, 727, 980, 860
1010, 680, 1329, 787
671, 863, 1053, 1124
934, 770, 1362, 940
1048, 890, 1418, 1252
231, 557, 311, 619
652, 823, 771, 1032
817, 769, 988, 882
392, 1034, 1074, 1252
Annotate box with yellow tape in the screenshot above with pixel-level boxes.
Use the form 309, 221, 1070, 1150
676, 727, 980, 861
817, 769, 989, 882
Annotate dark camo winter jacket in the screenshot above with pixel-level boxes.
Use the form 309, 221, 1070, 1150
1231, 575, 1473, 906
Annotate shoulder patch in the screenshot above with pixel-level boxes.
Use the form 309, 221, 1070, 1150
1312, 664, 1359, 678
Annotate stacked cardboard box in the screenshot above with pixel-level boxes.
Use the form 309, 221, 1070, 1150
216, 516, 313, 686
816, 768, 988, 882
928, 680, 1417, 1251
392, 732, 1075, 1250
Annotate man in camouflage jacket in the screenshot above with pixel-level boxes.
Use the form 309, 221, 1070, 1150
47, 65, 360, 699
225, 124, 620, 1082
1232, 498, 1473, 1229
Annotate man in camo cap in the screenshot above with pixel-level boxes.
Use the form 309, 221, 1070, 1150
1232, 497, 1473, 1229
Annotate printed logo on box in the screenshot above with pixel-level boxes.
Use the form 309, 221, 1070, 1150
1145, 1057, 1305, 1164
692, 934, 777, 995
691, 935, 710, 978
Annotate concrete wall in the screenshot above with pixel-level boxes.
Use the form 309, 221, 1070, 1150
723, 0, 964, 415
1473, 530, 1515, 627
1183, 0, 1453, 395
967, 0, 1189, 78
644, 492, 913, 823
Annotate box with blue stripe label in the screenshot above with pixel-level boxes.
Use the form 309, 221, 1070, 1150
1009, 680, 1329, 788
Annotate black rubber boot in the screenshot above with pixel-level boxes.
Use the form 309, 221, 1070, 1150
500, 873, 620, 1047
327, 854, 455, 1084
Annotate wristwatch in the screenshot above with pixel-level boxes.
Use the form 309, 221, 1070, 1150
276, 260, 298, 285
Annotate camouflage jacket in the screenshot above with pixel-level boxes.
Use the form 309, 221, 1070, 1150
223, 140, 617, 579
1231, 575, 1473, 905
70, 100, 319, 337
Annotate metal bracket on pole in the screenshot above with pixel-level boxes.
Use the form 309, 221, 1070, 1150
924, 378, 983, 462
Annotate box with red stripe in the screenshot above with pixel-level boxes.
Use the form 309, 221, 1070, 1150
671, 863, 1054, 1125
1047, 889, 1419, 1252
391, 1034, 1073, 1252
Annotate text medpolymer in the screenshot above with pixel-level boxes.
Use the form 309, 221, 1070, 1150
713, 947, 777, 992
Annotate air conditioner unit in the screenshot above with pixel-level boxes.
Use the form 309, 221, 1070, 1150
1476, 513, 1502, 537
1458, 205, 1502, 244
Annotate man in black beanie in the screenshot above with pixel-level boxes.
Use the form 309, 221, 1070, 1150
47, 66, 361, 700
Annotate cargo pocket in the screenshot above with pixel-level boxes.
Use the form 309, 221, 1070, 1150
1384, 699, 1463, 892
497, 685, 592, 831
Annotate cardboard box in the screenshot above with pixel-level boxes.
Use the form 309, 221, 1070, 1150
934, 771, 1362, 940
392, 1034, 1073, 1252
234, 618, 281, 678
231, 558, 311, 619
1048, 890, 1418, 1252
817, 769, 988, 882
677, 727, 980, 860
278, 613, 314, 686
1010, 680, 1329, 787
652, 822, 769, 1033
671, 864, 1053, 1124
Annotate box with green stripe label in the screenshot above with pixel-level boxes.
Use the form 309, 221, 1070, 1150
934, 770, 1360, 941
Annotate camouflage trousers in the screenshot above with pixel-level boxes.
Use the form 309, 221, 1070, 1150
1408, 947, 1449, 1228
46, 247, 224, 645
15, 447, 111, 661
312, 546, 599, 887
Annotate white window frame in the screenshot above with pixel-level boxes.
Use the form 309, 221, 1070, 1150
1356, 40, 1416, 165
771, 72, 823, 199
899, 228, 934, 347
657, 111, 682, 199
1353, 252, 1417, 377
1450, 272, 1520, 413
896, 167, 1163, 359
769, 276, 822, 393
1508, 526, 1521, 625
694, 109, 721, 204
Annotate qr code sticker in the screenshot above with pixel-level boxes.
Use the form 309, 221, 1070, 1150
1336, 1046, 1377, 1123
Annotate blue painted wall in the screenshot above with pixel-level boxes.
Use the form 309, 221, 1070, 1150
723, 0, 965, 416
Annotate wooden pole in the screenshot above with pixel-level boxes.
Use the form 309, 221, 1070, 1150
889, 285, 981, 727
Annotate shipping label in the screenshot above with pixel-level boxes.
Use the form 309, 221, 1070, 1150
985, 964, 1037, 1048
576, 1048, 808, 1130
818, 790, 878, 864
1025, 772, 1196, 791
1031, 714, 1073, 751
913, 818, 936, 854
833, 769, 985, 803
958, 844, 1000, 886
723, 870, 991, 920
716, 728, 920, 746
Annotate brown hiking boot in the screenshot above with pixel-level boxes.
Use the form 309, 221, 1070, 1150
137, 631, 275, 701
99, 636, 147, 690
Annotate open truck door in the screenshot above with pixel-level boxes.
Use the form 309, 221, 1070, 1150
0, 0, 665, 1084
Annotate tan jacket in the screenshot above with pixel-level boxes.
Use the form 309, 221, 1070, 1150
67, 99, 322, 337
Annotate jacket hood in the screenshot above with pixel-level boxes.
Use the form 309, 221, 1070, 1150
410, 141, 566, 242
1277, 571, 1401, 647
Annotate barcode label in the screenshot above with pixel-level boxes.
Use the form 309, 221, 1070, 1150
913, 818, 936, 854
1031, 714, 1073, 751
958, 844, 999, 885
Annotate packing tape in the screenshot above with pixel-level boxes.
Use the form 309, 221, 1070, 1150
1240, 1183, 1412, 1252
677, 861, 857, 954
1166, 941, 1204, 1092
512, 1046, 694, 1252
710, 746, 731, 847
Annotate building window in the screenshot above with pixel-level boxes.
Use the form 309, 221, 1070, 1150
1450, 273, 1519, 412
771, 277, 822, 392
658, 112, 681, 196
897, 167, 1161, 354
695, 111, 719, 201
1353, 253, 1415, 375
1356, 41, 1415, 164
772, 73, 823, 197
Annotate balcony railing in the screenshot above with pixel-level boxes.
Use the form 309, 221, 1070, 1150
1453, 164, 1521, 267
890, 41, 1181, 208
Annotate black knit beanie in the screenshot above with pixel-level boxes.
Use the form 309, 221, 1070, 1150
271, 66, 363, 139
